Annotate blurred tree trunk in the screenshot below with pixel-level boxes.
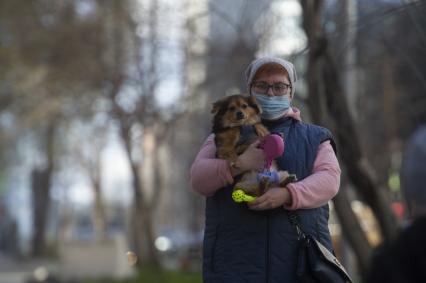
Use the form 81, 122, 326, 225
31, 121, 55, 257
301, 4, 371, 272
106, 59, 160, 268
321, 43, 397, 238
118, 118, 160, 267
301, 0, 397, 277
332, 186, 370, 275
89, 151, 107, 240
102, 0, 172, 268
72, 121, 109, 240
150, 125, 169, 212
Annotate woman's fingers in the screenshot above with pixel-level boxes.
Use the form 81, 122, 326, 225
248, 188, 289, 210
237, 140, 265, 171
249, 140, 261, 148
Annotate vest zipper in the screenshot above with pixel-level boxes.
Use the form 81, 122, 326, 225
210, 224, 219, 272
266, 212, 271, 283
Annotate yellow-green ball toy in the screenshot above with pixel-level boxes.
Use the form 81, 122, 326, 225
232, 189, 257, 203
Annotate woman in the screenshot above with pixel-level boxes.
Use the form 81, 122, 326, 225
190, 57, 341, 283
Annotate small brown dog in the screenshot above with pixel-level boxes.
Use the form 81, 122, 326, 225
212, 94, 269, 163
211, 94, 295, 197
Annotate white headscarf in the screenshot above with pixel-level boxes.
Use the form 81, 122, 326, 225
245, 57, 298, 98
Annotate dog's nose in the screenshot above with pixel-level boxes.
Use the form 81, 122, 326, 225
236, 111, 245, 120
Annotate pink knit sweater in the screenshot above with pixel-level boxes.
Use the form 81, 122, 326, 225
189, 108, 341, 210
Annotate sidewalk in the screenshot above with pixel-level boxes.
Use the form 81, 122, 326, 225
0, 253, 58, 283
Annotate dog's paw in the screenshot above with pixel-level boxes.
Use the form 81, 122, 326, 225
255, 124, 269, 138
259, 176, 270, 195
287, 174, 297, 183
279, 173, 297, 187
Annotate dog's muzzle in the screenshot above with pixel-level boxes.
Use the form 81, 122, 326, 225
236, 111, 245, 120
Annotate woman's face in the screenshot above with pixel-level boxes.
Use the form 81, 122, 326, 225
251, 72, 292, 101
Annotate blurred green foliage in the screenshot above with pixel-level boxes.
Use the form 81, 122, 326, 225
84, 267, 202, 283
388, 172, 400, 193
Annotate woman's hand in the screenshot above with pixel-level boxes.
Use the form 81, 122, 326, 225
248, 187, 292, 210
235, 140, 265, 172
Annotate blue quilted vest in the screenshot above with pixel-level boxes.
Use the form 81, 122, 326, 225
202, 118, 337, 283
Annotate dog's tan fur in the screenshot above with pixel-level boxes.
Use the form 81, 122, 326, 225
212, 94, 269, 162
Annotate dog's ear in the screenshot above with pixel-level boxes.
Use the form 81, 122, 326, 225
211, 99, 224, 114
247, 95, 262, 114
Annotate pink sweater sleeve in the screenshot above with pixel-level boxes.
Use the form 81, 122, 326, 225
284, 140, 341, 210
190, 134, 234, 197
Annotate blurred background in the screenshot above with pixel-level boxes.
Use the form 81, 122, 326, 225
0, 0, 425, 282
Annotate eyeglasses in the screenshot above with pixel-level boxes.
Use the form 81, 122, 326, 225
251, 81, 291, 96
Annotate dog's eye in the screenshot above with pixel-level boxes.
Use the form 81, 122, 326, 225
229, 106, 236, 111
242, 104, 248, 109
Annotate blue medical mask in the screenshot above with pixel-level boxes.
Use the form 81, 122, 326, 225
253, 92, 290, 120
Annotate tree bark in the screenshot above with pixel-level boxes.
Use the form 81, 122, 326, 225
321, 49, 397, 241
90, 163, 107, 240
120, 120, 160, 268
333, 187, 371, 278
31, 121, 55, 257
300, 0, 397, 278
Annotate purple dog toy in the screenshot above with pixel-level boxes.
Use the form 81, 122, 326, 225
259, 134, 284, 170
257, 134, 284, 183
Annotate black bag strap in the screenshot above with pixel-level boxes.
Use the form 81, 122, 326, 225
287, 211, 307, 240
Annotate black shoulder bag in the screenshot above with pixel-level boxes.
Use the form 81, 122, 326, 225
288, 212, 353, 283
